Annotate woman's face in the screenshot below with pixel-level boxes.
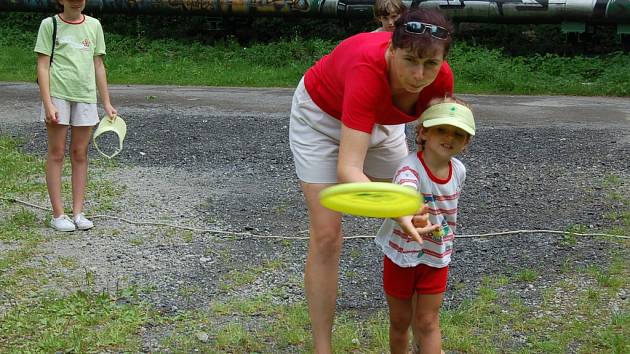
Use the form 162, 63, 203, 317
388, 46, 445, 93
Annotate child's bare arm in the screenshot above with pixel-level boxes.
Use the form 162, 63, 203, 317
94, 55, 117, 119
36, 54, 58, 124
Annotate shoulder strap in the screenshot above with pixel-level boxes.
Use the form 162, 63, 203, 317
50, 16, 57, 66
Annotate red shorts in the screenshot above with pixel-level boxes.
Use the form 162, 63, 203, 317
383, 256, 449, 299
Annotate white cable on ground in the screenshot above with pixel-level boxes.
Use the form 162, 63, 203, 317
2, 196, 629, 240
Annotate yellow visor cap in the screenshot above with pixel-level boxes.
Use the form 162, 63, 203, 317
420, 102, 475, 136
93, 115, 127, 159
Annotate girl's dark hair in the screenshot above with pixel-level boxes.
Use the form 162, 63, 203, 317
392, 8, 455, 58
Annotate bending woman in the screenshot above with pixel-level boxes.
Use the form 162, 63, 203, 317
288, 8, 455, 353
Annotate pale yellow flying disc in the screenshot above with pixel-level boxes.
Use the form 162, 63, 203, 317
319, 182, 422, 218
93, 115, 126, 159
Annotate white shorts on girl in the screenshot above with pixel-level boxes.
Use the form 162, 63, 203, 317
40, 97, 99, 126
289, 77, 408, 184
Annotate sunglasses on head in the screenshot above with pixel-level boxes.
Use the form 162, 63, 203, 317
404, 21, 450, 40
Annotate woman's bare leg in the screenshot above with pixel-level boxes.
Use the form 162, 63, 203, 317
301, 182, 343, 354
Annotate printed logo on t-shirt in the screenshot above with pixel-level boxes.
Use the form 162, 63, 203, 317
58, 35, 92, 51
431, 218, 450, 240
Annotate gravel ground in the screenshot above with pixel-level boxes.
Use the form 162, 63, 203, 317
2, 84, 629, 351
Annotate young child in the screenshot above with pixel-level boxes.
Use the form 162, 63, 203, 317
35, 0, 117, 232
372, 0, 406, 32
375, 97, 475, 354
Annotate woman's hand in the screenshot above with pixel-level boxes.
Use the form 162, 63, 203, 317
394, 205, 439, 245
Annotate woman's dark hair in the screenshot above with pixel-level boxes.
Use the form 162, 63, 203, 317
392, 8, 455, 58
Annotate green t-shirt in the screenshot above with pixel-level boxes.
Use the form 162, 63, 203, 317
34, 15, 106, 103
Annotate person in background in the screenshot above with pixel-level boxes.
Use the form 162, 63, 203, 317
35, 0, 117, 232
373, 0, 407, 32
288, 8, 455, 353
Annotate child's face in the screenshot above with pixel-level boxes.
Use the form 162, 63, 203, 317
419, 125, 470, 160
59, 0, 86, 11
378, 13, 400, 32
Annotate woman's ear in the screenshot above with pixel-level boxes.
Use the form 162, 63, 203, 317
388, 42, 396, 55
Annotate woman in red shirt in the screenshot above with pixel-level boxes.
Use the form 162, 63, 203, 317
288, 8, 454, 353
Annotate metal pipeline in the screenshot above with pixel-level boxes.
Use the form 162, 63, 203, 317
0, 0, 628, 24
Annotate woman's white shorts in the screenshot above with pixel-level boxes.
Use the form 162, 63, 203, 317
289, 77, 408, 184
40, 97, 99, 126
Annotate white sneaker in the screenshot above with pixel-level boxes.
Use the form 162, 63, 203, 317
73, 213, 94, 230
50, 215, 76, 232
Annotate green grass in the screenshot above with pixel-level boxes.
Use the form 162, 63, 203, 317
0, 290, 151, 353
441, 262, 630, 353
514, 268, 538, 282
159, 296, 389, 353
0, 209, 42, 241
0, 136, 153, 353
0, 137, 47, 197
1, 25, 629, 95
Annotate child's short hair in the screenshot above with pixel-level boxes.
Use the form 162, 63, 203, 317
415, 96, 473, 148
373, 0, 406, 18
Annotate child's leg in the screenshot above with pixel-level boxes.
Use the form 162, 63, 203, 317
386, 294, 413, 354
411, 293, 444, 354
69, 126, 93, 215
46, 124, 69, 217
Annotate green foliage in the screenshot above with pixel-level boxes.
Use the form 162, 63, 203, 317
450, 43, 630, 95
457, 23, 625, 56
1, 12, 629, 95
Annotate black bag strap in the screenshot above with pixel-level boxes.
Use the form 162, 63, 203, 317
50, 16, 57, 65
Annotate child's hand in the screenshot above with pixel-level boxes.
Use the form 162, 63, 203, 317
104, 104, 117, 122
44, 103, 59, 124
411, 209, 429, 228
395, 205, 439, 245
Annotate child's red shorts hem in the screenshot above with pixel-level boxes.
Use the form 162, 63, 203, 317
383, 255, 449, 299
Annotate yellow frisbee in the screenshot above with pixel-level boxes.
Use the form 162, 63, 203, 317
319, 182, 422, 218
